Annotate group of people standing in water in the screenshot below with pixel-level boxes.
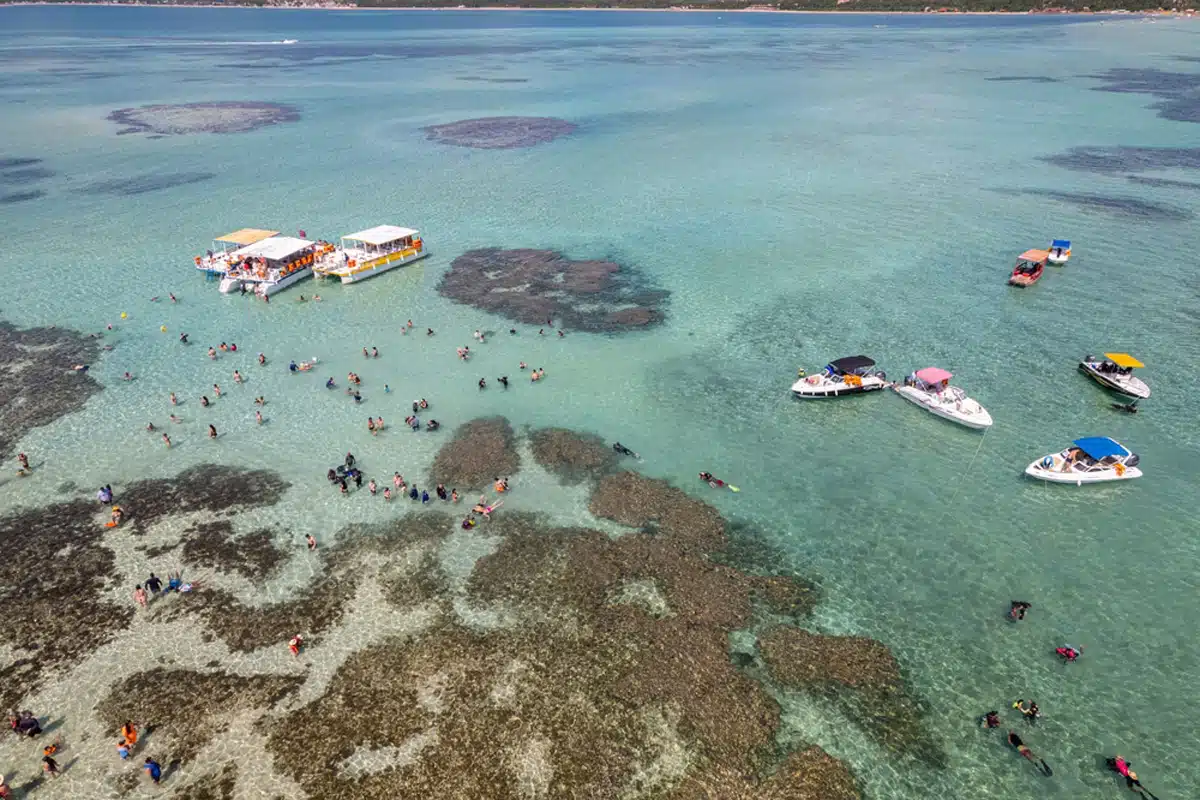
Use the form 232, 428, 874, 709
975, 601, 1159, 796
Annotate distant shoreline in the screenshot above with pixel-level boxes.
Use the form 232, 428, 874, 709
0, 2, 1181, 16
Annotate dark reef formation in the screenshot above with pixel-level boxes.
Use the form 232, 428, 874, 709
0, 322, 102, 462
107, 102, 301, 136
0, 497, 131, 711
530, 427, 616, 483
96, 668, 302, 765
0, 189, 46, 205
989, 186, 1190, 222
1087, 67, 1200, 124
180, 521, 288, 581
0, 464, 290, 710
82, 172, 216, 196
421, 116, 576, 149
1041, 145, 1200, 175
760, 627, 940, 765
438, 248, 667, 333
428, 416, 519, 489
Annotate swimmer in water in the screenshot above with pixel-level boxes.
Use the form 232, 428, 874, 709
1009, 601, 1032, 621
427, 328, 434, 336
451, 488, 459, 503
208, 347, 217, 360
200, 396, 210, 407
233, 370, 243, 384
258, 353, 266, 366
162, 434, 171, 448
179, 333, 189, 344
1007, 731, 1052, 776
208, 424, 217, 439
498, 376, 509, 388
213, 384, 221, 398
170, 392, 177, 405
479, 378, 486, 389
170, 293, 177, 303
326, 378, 336, 390
255, 396, 265, 406
419, 398, 429, 409
981, 710, 1001, 729
372, 347, 379, 358
255, 410, 263, 425
146, 422, 156, 432
122, 372, 134, 381
170, 414, 180, 424
519, 362, 527, 370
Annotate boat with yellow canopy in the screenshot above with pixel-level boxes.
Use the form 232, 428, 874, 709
1079, 353, 1150, 399
314, 224, 427, 284
194, 228, 279, 275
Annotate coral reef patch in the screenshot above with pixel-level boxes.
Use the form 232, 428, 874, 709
82, 171, 215, 196
96, 668, 302, 765
760, 627, 940, 765
1086, 67, 1200, 123
107, 102, 300, 136
529, 427, 616, 483
428, 416, 519, 489
0, 189, 45, 204
438, 248, 667, 333
421, 116, 575, 149
119, 464, 290, 534
179, 521, 287, 581
1041, 145, 1200, 175
0, 322, 102, 462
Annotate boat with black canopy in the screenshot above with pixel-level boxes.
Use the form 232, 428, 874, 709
791, 355, 887, 398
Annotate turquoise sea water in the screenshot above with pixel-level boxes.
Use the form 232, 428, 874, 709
1, 7, 1199, 798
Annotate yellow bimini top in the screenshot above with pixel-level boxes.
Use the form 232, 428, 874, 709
215, 228, 280, 247
1105, 353, 1144, 369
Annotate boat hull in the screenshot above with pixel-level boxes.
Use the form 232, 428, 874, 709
254, 267, 312, 298
894, 386, 993, 429
1009, 271, 1042, 287
1047, 253, 1069, 265
1024, 458, 1142, 485
316, 247, 429, 284
791, 376, 887, 398
1078, 363, 1150, 399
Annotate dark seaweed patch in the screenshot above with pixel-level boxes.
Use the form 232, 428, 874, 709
455, 76, 530, 84
82, 172, 215, 196
1041, 145, 1200, 174
422, 116, 576, 150
0, 166, 54, 186
0, 322, 102, 462
0, 157, 43, 169
0, 190, 45, 204
1086, 67, 1200, 123
1126, 175, 1200, 191
429, 417, 519, 490
438, 249, 667, 333
986, 75, 1060, 84
991, 187, 1191, 221
530, 427, 617, 484
119, 464, 290, 534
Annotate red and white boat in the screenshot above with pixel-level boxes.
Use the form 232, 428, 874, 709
1009, 249, 1048, 287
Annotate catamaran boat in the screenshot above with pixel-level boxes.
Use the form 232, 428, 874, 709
1047, 239, 1071, 265
1009, 249, 1048, 287
894, 367, 993, 429
791, 355, 887, 398
1024, 437, 1141, 485
1079, 353, 1150, 399
194, 228, 279, 275
314, 225, 427, 284
218, 236, 317, 298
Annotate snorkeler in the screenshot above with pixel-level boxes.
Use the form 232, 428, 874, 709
1012, 699, 1040, 724
1055, 644, 1083, 663
1009, 601, 1032, 621
1008, 731, 1052, 776
1106, 755, 1158, 798
613, 442, 639, 458
981, 710, 1001, 729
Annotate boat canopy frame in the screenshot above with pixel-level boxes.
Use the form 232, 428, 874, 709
1051, 239, 1071, 250
215, 228, 280, 247
1073, 437, 1130, 460
914, 367, 953, 385
1103, 353, 1144, 369
828, 355, 876, 375
1018, 249, 1050, 263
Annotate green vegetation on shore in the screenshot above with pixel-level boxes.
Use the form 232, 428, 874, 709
0, 0, 1188, 13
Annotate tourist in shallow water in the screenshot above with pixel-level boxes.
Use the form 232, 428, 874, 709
255, 410, 263, 425
133, 585, 147, 609
479, 377, 487, 389
367, 418, 375, 435
1009, 601, 1031, 621
498, 376, 509, 388
208, 424, 217, 439
208, 347, 217, 360
306, 534, 317, 551
255, 396, 265, 406
437, 484, 447, 501
981, 710, 1001, 728
162, 434, 171, 448
258, 352, 266, 365
362, 347, 369, 358
451, 488, 459, 503
233, 370, 243, 384
326, 377, 336, 390
179, 333, 189, 344
419, 398, 429, 410
146, 573, 162, 595
146, 422, 156, 432
339, 479, 348, 494
170, 392, 177, 405
200, 396, 210, 408
353, 391, 362, 404
383, 486, 392, 501
369, 479, 377, 495
375, 416, 384, 431
426, 419, 439, 431
426, 328, 434, 336
372, 347, 379, 358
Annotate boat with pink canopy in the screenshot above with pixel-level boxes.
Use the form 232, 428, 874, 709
894, 367, 992, 429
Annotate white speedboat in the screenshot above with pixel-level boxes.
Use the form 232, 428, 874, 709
194, 228, 279, 275
1079, 353, 1150, 399
792, 355, 887, 398
894, 367, 992, 430
314, 224, 427, 284
1047, 239, 1071, 265
218, 236, 317, 298
1024, 437, 1141, 485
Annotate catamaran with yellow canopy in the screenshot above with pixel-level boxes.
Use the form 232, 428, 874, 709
1079, 353, 1150, 399
194, 228, 279, 275
314, 224, 427, 284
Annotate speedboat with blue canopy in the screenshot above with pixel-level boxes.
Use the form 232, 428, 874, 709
791, 355, 887, 398
1047, 240, 1071, 265
1024, 437, 1141, 485
1079, 353, 1150, 399
894, 367, 992, 429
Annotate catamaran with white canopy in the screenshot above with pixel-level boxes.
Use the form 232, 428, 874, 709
314, 224, 427, 284
194, 228, 279, 274
219, 236, 317, 297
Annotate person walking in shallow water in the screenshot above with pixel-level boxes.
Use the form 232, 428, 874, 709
133, 585, 148, 609
306, 534, 317, 551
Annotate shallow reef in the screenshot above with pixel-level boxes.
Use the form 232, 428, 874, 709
428, 416, 519, 489
106, 102, 301, 136
529, 427, 616, 483
0, 497, 131, 710
96, 668, 302, 767
759, 627, 941, 766
179, 521, 288, 581
0, 321, 102, 462
82, 171, 215, 196
119, 463, 290, 534
437, 248, 667, 333
421, 116, 576, 149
